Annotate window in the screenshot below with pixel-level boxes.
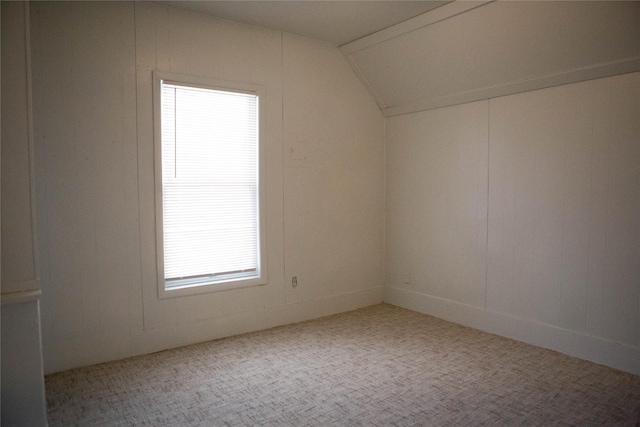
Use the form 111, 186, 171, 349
154, 72, 266, 298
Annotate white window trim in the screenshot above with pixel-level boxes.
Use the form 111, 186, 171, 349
153, 71, 267, 299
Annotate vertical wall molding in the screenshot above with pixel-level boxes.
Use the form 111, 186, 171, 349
1, 2, 47, 425
1, 0, 39, 292
25, 0, 40, 290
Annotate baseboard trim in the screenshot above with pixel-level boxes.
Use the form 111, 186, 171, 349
267, 286, 385, 327
46, 286, 384, 374
384, 286, 640, 376
138, 286, 385, 361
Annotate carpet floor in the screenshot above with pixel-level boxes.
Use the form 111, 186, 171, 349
46, 303, 640, 426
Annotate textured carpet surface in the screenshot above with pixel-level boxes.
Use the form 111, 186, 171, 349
46, 303, 640, 426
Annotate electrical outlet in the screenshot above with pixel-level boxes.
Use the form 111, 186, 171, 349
292, 276, 298, 287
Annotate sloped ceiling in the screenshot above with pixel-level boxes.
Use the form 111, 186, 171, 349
341, 1, 640, 116
157, 1, 450, 46
156, 1, 640, 117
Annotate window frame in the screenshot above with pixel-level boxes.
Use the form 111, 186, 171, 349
153, 71, 267, 299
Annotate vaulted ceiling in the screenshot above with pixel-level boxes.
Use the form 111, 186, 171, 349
157, 1, 450, 46
157, 1, 640, 117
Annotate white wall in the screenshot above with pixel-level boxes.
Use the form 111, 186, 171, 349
385, 72, 640, 375
1, 298, 47, 426
31, 2, 384, 374
25, 0, 640, 380
386, 101, 488, 308
1, 0, 38, 292
1, 1, 47, 425
282, 33, 385, 305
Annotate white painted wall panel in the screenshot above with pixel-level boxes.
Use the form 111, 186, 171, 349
489, 74, 640, 347
1, 1, 38, 291
31, 2, 141, 370
31, 2, 384, 373
283, 33, 385, 305
599, 73, 640, 346
134, 2, 286, 332
386, 101, 488, 308
1, 300, 47, 427
387, 72, 640, 374
584, 83, 613, 339
1, 2, 48, 425
488, 82, 596, 327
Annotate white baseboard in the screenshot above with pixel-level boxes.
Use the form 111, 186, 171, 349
265, 286, 384, 327
384, 286, 640, 376
46, 286, 384, 374
136, 285, 384, 364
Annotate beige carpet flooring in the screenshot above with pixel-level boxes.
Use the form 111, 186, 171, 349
46, 303, 640, 426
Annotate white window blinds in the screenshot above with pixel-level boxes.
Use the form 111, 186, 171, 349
160, 82, 260, 289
